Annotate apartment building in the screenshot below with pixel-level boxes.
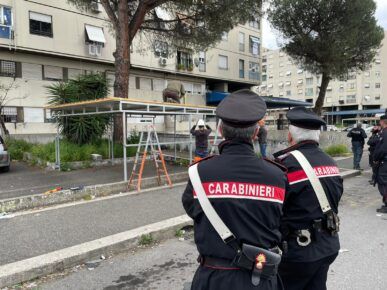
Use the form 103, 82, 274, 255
0, 0, 262, 135
258, 32, 387, 123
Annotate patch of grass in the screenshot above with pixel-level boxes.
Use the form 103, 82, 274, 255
82, 194, 93, 201
139, 234, 154, 246
324, 144, 350, 156
5, 138, 32, 160
175, 229, 185, 238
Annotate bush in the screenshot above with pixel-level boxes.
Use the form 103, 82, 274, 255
5, 139, 32, 160
324, 144, 349, 156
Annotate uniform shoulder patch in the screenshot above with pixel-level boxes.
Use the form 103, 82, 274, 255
189, 155, 216, 167
263, 157, 288, 173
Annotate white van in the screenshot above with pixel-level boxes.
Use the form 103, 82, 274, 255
0, 135, 10, 172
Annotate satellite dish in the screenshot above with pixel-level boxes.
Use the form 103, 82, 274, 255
364, 95, 370, 101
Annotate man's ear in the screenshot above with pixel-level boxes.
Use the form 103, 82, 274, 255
287, 131, 293, 145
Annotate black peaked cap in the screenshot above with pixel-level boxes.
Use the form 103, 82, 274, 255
287, 107, 326, 130
216, 89, 266, 127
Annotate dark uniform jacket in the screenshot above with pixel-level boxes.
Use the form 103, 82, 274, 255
274, 141, 343, 263
347, 127, 367, 145
182, 139, 287, 261
190, 126, 212, 149
374, 128, 387, 185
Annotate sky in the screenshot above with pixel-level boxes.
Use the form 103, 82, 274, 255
262, 0, 387, 50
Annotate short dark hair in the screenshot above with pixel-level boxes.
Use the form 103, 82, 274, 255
221, 123, 257, 141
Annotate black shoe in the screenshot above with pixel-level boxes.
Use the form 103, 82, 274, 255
376, 206, 387, 213
368, 180, 374, 185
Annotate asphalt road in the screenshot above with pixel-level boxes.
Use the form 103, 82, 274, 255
0, 161, 185, 200
0, 184, 187, 266
37, 172, 387, 290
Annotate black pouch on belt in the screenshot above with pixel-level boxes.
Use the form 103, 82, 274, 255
233, 244, 282, 286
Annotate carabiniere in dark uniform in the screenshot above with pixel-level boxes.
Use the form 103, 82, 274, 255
182, 90, 287, 290
273, 107, 343, 290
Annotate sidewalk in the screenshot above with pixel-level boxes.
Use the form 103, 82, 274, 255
0, 161, 186, 200
0, 184, 187, 266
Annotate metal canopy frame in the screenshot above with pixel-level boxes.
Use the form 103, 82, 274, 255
48, 98, 217, 182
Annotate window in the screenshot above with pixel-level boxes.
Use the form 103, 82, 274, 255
346, 83, 355, 90
0, 60, 16, 77
68, 68, 83, 80
269, 64, 273, 69
297, 69, 303, 74
239, 32, 245, 52
346, 95, 356, 104
29, 12, 52, 37
286, 90, 291, 96
153, 40, 168, 58
347, 72, 356, 80
306, 77, 313, 85
297, 79, 303, 85
268, 84, 273, 88
249, 17, 260, 29
286, 71, 291, 76
262, 65, 267, 73
279, 92, 284, 97
139, 77, 152, 90
239, 59, 245, 78
278, 82, 284, 88
305, 88, 314, 96
365, 71, 370, 77
249, 36, 260, 56
364, 83, 370, 89
327, 87, 332, 91
339, 96, 345, 104
326, 97, 332, 103
279, 62, 284, 67
198, 51, 206, 72
221, 32, 228, 41
339, 84, 344, 92
0, 6, 12, 39
261, 74, 267, 81
279, 72, 284, 77
22, 63, 42, 79
24, 107, 44, 123
269, 74, 273, 79
218, 55, 228, 70
298, 89, 303, 95
43, 65, 63, 81
177, 50, 193, 70
375, 83, 381, 89
286, 81, 291, 86
375, 94, 381, 100
249, 62, 259, 80
193, 84, 203, 95
375, 71, 381, 78
1, 107, 17, 123
375, 59, 381, 64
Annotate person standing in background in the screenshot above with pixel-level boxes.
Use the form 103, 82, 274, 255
367, 126, 381, 184
347, 123, 367, 170
190, 119, 212, 161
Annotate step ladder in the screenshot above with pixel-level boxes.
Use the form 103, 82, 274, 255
210, 120, 223, 155
128, 124, 172, 191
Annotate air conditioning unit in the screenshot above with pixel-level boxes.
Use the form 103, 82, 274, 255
339, 100, 344, 104
91, 1, 103, 13
89, 43, 102, 56
159, 57, 167, 66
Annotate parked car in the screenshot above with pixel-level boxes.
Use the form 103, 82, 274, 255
0, 135, 10, 172
326, 125, 339, 131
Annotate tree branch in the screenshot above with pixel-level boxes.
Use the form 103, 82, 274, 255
100, 0, 119, 30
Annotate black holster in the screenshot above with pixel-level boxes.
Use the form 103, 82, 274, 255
326, 210, 340, 235
233, 244, 282, 286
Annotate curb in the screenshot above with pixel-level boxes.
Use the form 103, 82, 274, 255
0, 215, 192, 288
340, 169, 361, 179
0, 172, 189, 213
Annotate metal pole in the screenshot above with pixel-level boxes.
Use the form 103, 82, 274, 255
174, 114, 177, 161
123, 112, 127, 182
189, 114, 193, 163
55, 126, 61, 171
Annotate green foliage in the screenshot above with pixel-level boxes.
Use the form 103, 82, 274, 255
139, 234, 154, 246
47, 73, 111, 145
7, 138, 138, 165
324, 144, 349, 156
5, 138, 32, 160
67, 0, 263, 51
268, 0, 384, 78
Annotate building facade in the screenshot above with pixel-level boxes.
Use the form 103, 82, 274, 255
258, 33, 387, 124
0, 0, 262, 135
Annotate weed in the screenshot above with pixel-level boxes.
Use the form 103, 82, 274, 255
324, 144, 350, 156
139, 234, 154, 246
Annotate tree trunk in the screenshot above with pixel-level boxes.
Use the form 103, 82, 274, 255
313, 72, 331, 116
0, 108, 9, 136
113, 0, 130, 143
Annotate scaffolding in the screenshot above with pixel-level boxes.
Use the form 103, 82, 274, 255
48, 98, 217, 182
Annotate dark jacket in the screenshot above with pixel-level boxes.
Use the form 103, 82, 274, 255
373, 128, 387, 185
258, 126, 268, 144
367, 132, 381, 153
190, 125, 212, 149
182, 140, 287, 261
347, 127, 367, 145
274, 141, 343, 263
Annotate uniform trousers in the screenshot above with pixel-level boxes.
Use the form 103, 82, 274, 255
378, 183, 387, 205
191, 266, 283, 290
278, 253, 338, 290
